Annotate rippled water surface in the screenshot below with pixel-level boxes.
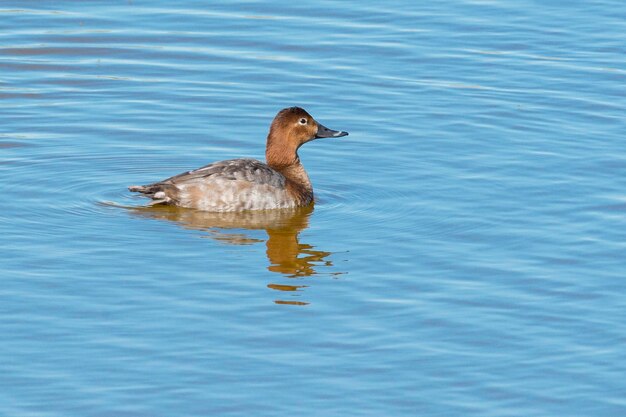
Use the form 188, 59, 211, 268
2, 1, 626, 416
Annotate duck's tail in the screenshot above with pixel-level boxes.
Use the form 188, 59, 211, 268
128, 183, 177, 205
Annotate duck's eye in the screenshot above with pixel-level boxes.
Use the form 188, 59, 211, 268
298, 118, 308, 125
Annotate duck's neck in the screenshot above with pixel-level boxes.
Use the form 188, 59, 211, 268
280, 160, 313, 199
266, 138, 313, 205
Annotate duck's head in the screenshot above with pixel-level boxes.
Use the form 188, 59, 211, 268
266, 107, 348, 167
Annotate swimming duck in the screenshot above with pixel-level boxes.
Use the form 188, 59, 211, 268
128, 107, 348, 211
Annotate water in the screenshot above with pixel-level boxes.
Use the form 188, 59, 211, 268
1, 1, 625, 415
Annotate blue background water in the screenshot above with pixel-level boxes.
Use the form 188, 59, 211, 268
1, 1, 625, 416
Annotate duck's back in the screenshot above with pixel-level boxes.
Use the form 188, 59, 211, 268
130, 159, 297, 211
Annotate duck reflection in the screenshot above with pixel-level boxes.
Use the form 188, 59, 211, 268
130, 204, 333, 305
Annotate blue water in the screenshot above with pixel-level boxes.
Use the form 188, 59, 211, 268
2, 1, 626, 416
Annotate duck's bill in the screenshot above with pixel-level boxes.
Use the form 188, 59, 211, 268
315, 122, 349, 138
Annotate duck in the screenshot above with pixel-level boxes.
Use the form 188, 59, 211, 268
128, 107, 348, 212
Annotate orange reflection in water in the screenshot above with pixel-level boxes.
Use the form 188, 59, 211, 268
129, 204, 337, 305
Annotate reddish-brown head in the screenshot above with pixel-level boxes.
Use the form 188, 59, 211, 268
265, 107, 348, 169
